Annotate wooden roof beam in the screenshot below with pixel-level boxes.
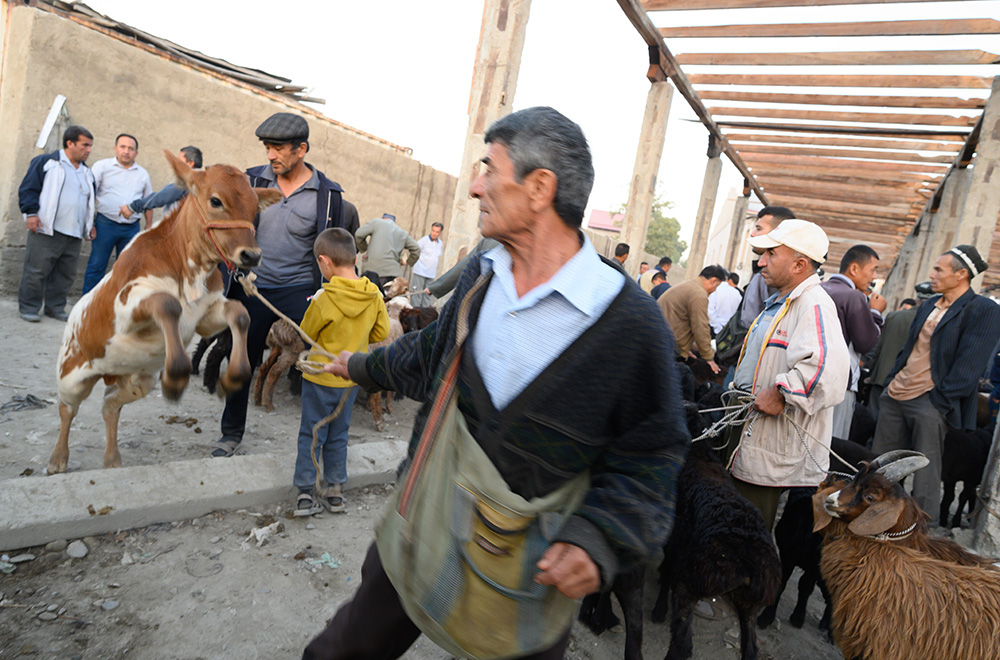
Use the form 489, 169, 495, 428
749, 164, 941, 183
714, 120, 970, 139
678, 50, 1000, 67
660, 19, 1000, 39
724, 133, 962, 152
698, 91, 985, 109
771, 199, 914, 220
616, 0, 769, 203
762, 185, 925, 207
645, 0, 964, 9
710, 107, 976, 127
731, 143, 956, 164
744, 153, 949, 172
690, 74, 994, 89
755, 172, 930, 192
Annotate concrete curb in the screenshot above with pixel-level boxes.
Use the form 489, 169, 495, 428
0, 440, 406, 552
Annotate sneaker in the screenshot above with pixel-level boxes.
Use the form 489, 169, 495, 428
323, 484, 346, 513
294, 491, 323, 517
44, 309, 69, 322
19, 312, 40, 323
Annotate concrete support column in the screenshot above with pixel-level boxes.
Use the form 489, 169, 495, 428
620, 81, 674, 277
685, 137, 724, 278
973, 420, 1000, 556
881, 210, 930, 308
724, 186, 750, 272
956, 76, 1000, 283
440, 0, 532, 272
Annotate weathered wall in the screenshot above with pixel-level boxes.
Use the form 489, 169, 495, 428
0, 3, 456, 295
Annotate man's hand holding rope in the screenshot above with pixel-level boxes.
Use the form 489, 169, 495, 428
753, 385, 786, 416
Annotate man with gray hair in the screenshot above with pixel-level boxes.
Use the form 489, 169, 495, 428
304, 106, 688, 660
872, 244, 1000, 517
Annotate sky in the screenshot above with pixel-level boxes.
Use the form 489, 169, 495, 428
81, 0, 1000, 257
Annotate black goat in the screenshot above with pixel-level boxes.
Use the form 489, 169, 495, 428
940, 426, 992, 528
190, 329, 232, 395
757, 438, 875, 634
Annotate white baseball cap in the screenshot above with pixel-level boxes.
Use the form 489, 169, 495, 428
747, 219, 829, 264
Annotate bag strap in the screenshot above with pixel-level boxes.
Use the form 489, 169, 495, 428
398, 274, 490, 516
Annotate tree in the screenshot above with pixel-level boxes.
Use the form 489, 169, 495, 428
615, 194, 686, 261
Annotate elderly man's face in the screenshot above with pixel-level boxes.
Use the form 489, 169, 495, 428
471, 142, 533, 241
930, 254, 967, 294
757, 245, 802, 291
264, 141, 306, 177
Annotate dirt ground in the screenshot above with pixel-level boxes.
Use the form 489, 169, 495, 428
0, 297, 845, 660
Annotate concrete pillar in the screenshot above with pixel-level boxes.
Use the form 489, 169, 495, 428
439, 0, 532, 272
881, 210, 930, 309
956, 76, 1000, 280
724, 190, 751, 272
619, 81, 674, 277
973, 420, 1000, 556
685, 137, 724, 278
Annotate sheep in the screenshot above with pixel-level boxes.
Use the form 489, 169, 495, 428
757, 438, 876, 634
398, 306, 439, 334
815, 450, 1000, 660
366, 297, 407, 431
940, 426, 992, 528
650, 439, 781, 660
252, 319, 305, 412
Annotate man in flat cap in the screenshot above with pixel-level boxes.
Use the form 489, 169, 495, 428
212, 112, 359, 458
872, 244, 1000, 518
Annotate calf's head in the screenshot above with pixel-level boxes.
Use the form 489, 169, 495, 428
166, 150, 281, 269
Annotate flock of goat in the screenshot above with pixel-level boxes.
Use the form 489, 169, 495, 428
578, 372, 1000, 660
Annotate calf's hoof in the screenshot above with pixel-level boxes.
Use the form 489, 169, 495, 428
104, 454, 123, 469
46, 459, 68, 475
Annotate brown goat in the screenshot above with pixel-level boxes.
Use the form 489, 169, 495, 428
814, 452, 1000, 660
366, 297, 407, 431
398, 306, 439, 334
253, 320, 305, 412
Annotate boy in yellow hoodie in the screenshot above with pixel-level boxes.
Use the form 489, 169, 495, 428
294, 228, 390, 516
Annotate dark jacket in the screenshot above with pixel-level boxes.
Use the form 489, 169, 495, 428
18, 150, 63, 216
348, 252, 689, 584
128, 183, 186, 214
886, 289, 1000, 430
867, 307, 918, 388
821, 275, 883, 355
224, 164, 355, 293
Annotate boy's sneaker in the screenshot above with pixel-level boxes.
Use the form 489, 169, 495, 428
294, 491, 323, 517
323, 484, 346, 513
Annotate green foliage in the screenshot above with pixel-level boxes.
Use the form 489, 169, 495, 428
614, 194, 686, 261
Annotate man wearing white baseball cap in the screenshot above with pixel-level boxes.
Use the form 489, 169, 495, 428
722, 219, 849, 529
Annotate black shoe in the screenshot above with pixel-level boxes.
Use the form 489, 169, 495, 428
44, 309, 69, 322
211, 438, 240, 458
19, 312, 40, 323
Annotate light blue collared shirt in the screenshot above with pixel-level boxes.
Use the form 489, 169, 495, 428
470, 234, 625, 411
52, 150, 91, 238
734, 290, 789, 390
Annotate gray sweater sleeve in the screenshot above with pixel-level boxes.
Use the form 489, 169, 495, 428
427, 238, 499, 298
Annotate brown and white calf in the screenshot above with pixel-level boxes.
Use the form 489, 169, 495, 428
50, 151, 281, 474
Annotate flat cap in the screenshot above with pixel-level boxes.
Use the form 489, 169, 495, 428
255, 113, 309, 143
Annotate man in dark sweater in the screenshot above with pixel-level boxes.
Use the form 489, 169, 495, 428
821, 244, 886, 439
304, 107, 689, 660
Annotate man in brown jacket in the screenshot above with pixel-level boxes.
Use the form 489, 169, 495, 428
658, 264, 727, 374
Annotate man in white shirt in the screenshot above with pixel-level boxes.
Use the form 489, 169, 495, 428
410, 222, 444, 306
708, 272, 743, 336
82, 134, 153, 294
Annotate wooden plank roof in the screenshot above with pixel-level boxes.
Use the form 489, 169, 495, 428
619, 0, 1000, 276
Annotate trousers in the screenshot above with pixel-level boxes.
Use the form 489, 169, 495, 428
219, 281, 315, 443
18, 230, 82, 316
82, 214, 140, 294
302, 543, 572, 660
871, 392, 946, 516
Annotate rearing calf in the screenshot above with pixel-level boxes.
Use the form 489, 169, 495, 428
50, 151, 281, 474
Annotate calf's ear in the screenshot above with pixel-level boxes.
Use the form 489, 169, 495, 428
165, 150, 194, 191
255, 188, 282, 213
848, 499, 906, 537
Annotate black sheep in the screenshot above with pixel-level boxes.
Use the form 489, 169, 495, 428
940, 426, 993, 528
757, 438, 875, 634
652, 440, 781, 660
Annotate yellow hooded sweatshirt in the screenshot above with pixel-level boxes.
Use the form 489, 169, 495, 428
300, 276, 390, 388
